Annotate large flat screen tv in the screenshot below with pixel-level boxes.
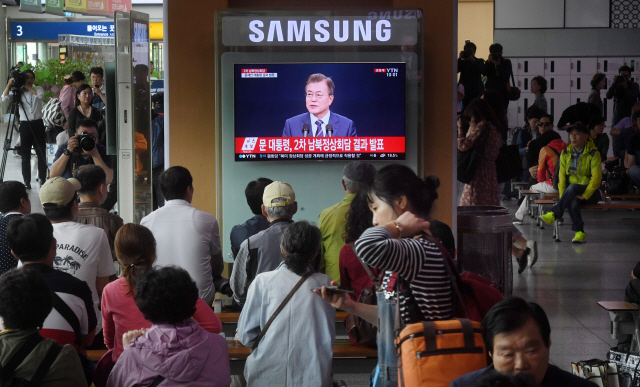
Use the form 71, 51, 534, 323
234, 62, 406, 161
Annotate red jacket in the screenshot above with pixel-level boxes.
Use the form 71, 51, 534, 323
537, 138, 568, 186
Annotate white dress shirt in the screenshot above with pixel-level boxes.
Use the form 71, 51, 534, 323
2, 86, 44, 121
141, 199, 222, 304
310, 111, 331, 137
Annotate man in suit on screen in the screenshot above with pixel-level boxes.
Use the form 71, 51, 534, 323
282, 73, 357, 138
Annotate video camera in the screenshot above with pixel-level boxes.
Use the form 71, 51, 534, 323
75, 132, 96, 153
9, 67, 27, 90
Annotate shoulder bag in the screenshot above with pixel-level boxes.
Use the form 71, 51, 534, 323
496, 143, 524, 183
251, 271, 313, 352
507, 64, 521, 101
344, 243, 383, 348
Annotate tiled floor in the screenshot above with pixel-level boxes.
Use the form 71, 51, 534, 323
4, 129, 639, 384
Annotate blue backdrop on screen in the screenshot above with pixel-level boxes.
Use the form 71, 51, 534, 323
234, 63, 406, 138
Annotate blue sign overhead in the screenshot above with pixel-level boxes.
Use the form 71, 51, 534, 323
10, 21, 115, 40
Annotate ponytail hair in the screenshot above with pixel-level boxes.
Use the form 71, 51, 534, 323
114, 223, 157, 294
368, 165, 440, 219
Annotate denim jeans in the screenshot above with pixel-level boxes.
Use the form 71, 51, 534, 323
550, 184, 602, 232
371, 291, 398, 387
629, 165, 640, 187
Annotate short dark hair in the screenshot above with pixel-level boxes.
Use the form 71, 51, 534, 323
43, 194, 77, 222
474, 372, 539, 387
590, 73, 606, 89
75, 84, 93, 107
74, 165, 106, 196
281, 221, 321, 276
305, 73, 335, 96
77, 118, 98, 133
525, 105, 545, 122
588, 115, 606, 129
0, 181, 28, 213
151, 92, 164, 105
569, 122, 590, 135
462, 98, 498, 128
532, 76, 547, 94
159, 166, 193, 201
539, 113, 554, 125
245, 178, 273, 215
463, 41, 476, 53
0, 268, 52, 329
619, 65, 632, 74
134, 266, 198, 324
489, 43, 503, 54
6, 214, 53, 263
70, 71, 85, 83
23, 69, 35, 79
90, 67, 104, 77
481, 297, 551, 354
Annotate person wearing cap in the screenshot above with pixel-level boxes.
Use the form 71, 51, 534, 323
230, 181, 297, 306
540, 123, 603, 243
318, 161, 376, 283
39, 176, 116, 338
0, 181, 31, 276
140, 166, 224, 306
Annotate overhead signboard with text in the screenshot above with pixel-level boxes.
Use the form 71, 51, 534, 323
10, 21, 115, 40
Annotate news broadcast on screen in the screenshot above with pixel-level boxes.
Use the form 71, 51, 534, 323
234, 62, 406, 161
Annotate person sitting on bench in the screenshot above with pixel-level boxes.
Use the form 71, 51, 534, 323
540, 123, 602, 243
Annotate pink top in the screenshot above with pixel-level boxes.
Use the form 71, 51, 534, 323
101, 277, 222, 361
59, 85, 76, 120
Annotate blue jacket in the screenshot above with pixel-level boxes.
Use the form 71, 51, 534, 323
516, 125, 539, 156
151, 106, 164, 168
282, 112, 357, 137
450, 364, 597, 387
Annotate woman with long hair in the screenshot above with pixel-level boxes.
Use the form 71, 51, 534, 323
101, 224, 222, 363
60, 71, 85, 121
588, 73, 607, 115
314, 165, 454, 387
67, 84, 102, 138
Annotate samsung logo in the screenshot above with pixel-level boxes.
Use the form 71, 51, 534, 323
248, 19, 391, 43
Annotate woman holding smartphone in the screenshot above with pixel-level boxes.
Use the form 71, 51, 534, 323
314, 165, 454, 387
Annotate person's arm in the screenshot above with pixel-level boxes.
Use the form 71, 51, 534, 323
602, 135, 610, 161
583, 151, 602, 200
93, 85, 106, 103
313, 280, 379, 326
96, 276, 110, 299
95, 232, 116, 299
67, 108, 78, 136
237, 278, 264, 346
558, 151, 568, 198
537, 148, 547, 183
625, 152, 636, 170
229, 239, 250, 304
2, 79, 13, 99
87, 146, 114, 184
82, 328, 96, 348
101, 289, 115, 350
209, 219, 223, 278
457, 121, 488, 152
192, 297, 223, 334
50, 140, 77, 178
606, 81, 618, 99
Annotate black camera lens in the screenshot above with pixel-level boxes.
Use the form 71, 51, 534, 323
76, 133, 96, 152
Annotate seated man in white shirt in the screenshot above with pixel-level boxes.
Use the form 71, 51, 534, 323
141, 166, 225, 306
39, 177, 116, 339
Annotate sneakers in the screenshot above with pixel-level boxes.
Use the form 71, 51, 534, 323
516, 248, 530, 274
527, 240, 538, 267
539, 212, 556, 225
572, 231, 586, 243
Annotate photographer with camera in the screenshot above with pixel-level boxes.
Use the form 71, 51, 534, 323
482, 43, 513, 109
2, 69, 46, 189
50, 118, 113, 184
606, 65, 640, 126
458, 41, 485, 111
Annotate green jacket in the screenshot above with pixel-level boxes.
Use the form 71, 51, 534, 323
558, 138, 602, 200
0, 329, 85, 387
318, 193, 355, 284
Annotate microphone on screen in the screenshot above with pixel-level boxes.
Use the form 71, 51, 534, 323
302, 124, 310, 137
326, 124, 333, 137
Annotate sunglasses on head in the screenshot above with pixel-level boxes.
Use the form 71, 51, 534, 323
537, 122, 552, 127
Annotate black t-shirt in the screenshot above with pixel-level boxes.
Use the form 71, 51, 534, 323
67, 106, 102, 138
625, 131, 640, 164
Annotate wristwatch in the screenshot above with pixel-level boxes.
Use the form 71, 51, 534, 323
63, 148, 72, 156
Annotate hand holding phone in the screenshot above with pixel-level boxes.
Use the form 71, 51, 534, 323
310, 286, 354, 295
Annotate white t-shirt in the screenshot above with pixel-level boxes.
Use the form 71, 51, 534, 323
141, 200, 221, 305
52, 222, 116, 329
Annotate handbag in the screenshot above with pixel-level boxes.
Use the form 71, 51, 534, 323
496, 144, 524, 183
507, 70, 521, 101
571, 359, 620, 387
344, 243, 382, 348
250, 271, 313, 352
457, 148, 481, 185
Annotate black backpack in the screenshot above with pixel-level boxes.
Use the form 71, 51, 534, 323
0, 334, 62, 387
607, 165, 630, 194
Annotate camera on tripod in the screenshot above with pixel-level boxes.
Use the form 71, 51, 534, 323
75, 132, 96, 153
9, 67, 27, 98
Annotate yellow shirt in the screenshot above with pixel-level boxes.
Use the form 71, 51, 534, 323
318, 193, 355, 284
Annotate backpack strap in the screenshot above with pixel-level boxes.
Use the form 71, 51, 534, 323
0, 333, 44, 384
251, 270, 314, 351
51, 292, 83, 347
29, 343, 63, 386
148, 375, 165, 387
348, 243, 382, 285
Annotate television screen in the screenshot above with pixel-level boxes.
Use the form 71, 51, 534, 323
234, 62, 406, 161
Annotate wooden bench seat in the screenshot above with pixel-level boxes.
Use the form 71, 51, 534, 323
605, 193, 640, 200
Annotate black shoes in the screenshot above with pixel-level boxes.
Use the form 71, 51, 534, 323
516, 248, 531, 274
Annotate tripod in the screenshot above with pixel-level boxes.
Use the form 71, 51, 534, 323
0, 89, 49, 184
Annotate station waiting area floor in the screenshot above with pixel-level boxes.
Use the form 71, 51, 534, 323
4, 150, 640, 385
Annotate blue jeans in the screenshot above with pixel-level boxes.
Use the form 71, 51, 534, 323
550, 184, 602, 232
629, 165, 640, 187
371, 291, 398, 387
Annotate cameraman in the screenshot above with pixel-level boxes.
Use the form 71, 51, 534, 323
1, 70, 46, 189
50, 118, 113, 184
458, 41, 485, 110
606, 65, 640, 126
482, 43, 513, 109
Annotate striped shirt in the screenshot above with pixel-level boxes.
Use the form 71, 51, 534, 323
355, 226, 453, 324
75, 202, 123, 261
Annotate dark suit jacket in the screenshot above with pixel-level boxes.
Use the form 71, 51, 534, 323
282, 112, 357, 137
450, 364, 598, 387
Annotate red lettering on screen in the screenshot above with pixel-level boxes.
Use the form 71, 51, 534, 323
235, 137, 405, 154
241, 69, 267, 73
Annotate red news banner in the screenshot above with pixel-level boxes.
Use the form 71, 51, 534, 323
237, 137, 406, 154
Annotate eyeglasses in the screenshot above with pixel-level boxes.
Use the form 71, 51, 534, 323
537, 122, 552, 127
305, 92, 326, 99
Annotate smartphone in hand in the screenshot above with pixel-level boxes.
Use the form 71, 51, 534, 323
310, 286, 355, 294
